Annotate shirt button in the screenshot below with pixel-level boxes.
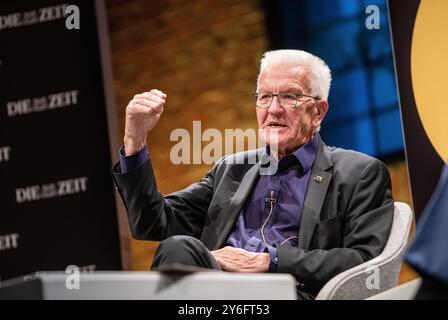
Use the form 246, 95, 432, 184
250, 241, 256, 247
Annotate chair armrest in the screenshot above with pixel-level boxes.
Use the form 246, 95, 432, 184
315, 202, 413, 300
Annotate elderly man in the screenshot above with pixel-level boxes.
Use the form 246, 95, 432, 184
112, 50, 394, 299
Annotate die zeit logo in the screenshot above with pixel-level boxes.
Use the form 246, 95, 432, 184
15, 177, 88, 203
7, 90, 79, 117
0, 146, 11, 163
0, 233, 19, 252
0, 4, 79, 30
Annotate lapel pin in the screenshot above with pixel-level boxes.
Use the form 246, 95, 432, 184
313, 175, 324, 182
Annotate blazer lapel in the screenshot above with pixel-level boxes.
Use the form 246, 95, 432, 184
215, 159, 262, 249
298, 136, 333, 249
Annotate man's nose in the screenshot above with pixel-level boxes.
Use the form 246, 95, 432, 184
268, 96, 284, 114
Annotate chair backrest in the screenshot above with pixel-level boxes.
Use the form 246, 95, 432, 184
315, 202, 413, 300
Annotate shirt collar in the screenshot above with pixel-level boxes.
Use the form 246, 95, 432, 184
263, 134, 319, 174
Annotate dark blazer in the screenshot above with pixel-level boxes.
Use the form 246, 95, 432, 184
111, 135, 394, 297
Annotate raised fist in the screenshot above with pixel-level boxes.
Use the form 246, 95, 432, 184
123, 89, 166, 156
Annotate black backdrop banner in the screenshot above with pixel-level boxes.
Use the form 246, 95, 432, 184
388, 0, 446, 219
0, 0, 122, 280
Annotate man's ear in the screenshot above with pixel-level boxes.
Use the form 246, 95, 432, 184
313, 100, 328, 127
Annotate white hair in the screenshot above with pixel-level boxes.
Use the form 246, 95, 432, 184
257, 49, 332, 101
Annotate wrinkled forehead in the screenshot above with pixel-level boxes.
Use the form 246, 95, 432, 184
257, 63, 311, 90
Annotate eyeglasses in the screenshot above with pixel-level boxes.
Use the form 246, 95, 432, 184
253, 92, 320, 109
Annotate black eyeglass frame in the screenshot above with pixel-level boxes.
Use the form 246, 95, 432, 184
253, 92, 321, 109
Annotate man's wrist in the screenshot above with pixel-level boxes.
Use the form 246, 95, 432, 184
256, 252, 271, 272
124, 134, 147, 156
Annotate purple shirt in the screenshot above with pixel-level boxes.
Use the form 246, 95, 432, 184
118, 135, 319, 272
226, 135, 319, 271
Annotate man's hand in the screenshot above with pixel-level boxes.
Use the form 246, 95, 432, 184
124, 89, 166, 156
211, 246, 270, 272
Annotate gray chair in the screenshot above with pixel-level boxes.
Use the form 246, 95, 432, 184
366, 278, 422, 300
315, 202, 413, 300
